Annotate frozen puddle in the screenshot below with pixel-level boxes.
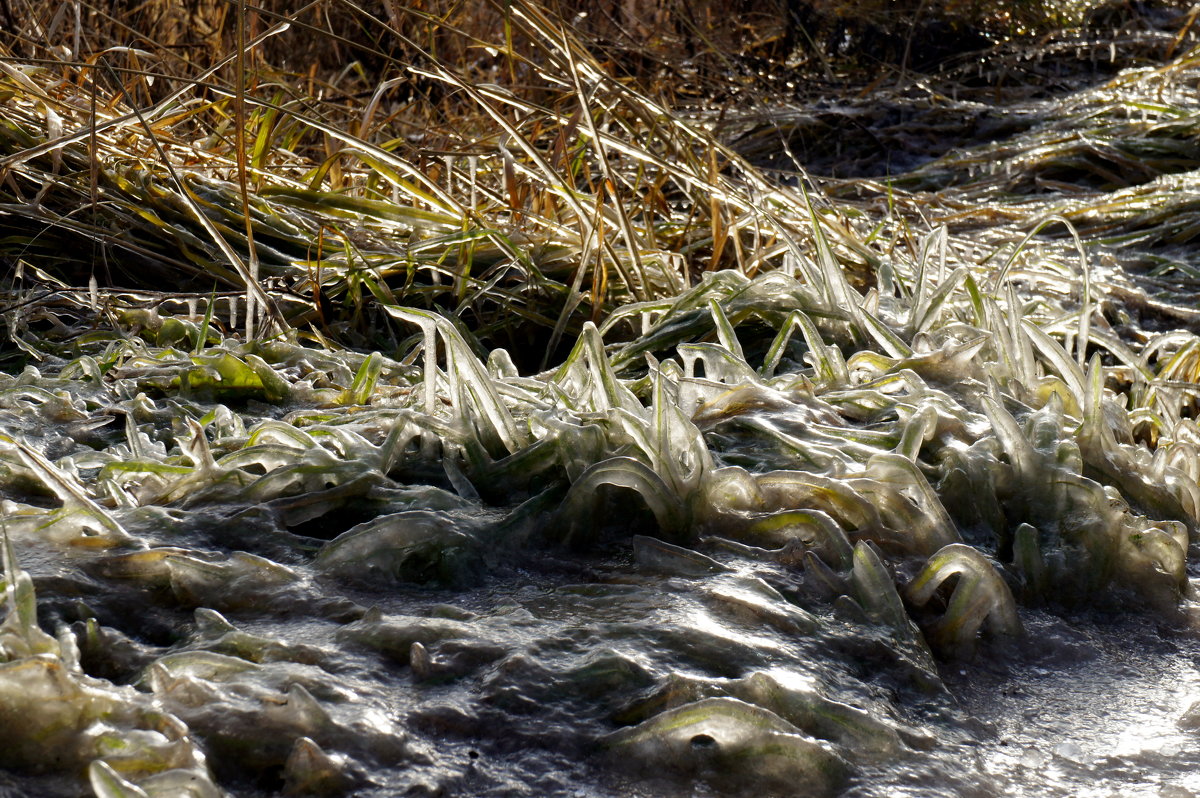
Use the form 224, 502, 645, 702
939, 612, 1200, 798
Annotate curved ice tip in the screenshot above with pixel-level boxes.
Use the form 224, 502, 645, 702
278, 683, 332, 734
283, 736, 355, 796
193, 608, 236, 636
410, 641, 434, 680
88, 760, 151, 798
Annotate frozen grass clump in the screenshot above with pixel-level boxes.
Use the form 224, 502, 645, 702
0, 533, 220, 796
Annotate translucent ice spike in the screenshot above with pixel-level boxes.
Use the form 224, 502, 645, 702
0, 434, 130, 544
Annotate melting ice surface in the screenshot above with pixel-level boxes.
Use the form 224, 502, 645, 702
5, 487, 1200, 798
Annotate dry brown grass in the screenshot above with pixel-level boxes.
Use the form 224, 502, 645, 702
0, 0, 1179, 361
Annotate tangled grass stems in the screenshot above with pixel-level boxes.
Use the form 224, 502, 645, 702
0, 0, 898, 361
